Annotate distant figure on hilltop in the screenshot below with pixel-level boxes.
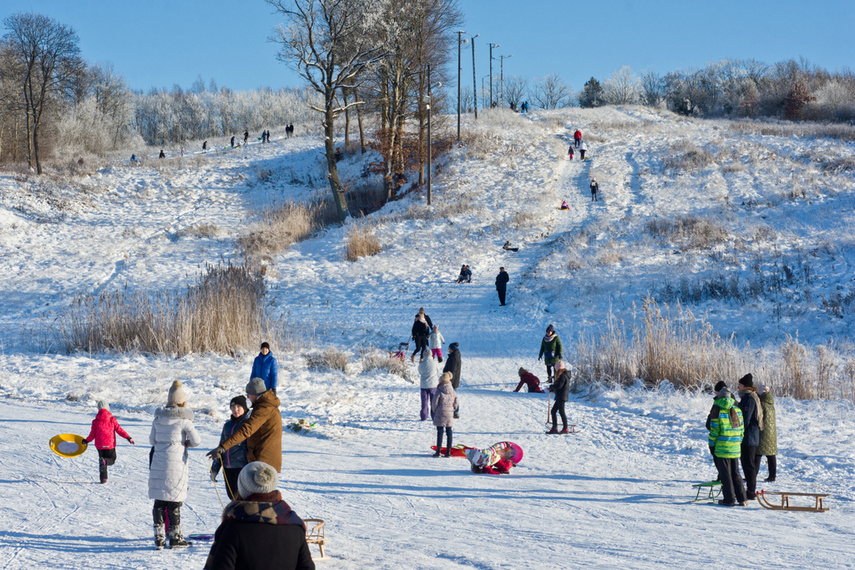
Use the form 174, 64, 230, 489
579, 140, 588, 160
230, 135, 235, 148
202, 141, 208, 151
286, 124, 294, 138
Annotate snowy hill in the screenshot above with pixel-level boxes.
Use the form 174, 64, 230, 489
0, 107, 854, 569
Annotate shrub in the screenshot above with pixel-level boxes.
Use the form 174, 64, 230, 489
306, 348, 349, 372
361, 348, 412, 381
52, 263, 268, 356
238, 200, 337, 263
345, 221, 382, 261
662, 142, 714, 172
645, 215, 729, 250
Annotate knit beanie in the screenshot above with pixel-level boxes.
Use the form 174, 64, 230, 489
97, 400, 110, 412
238, 462, 279, 497
246, 377, 267, 396
518, 367, 527, 376
260, 341, 270, 350
230, 395, 248, 411
546, 324, 554, 333
713, 381, 727, 393
738, 373, 753, 388
448, 342, 459, 351
757, 383, 769, 395
167, 380, 187, 407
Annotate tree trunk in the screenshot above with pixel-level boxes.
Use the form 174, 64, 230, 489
355, 87, 366, 154
324, 107, 348, 222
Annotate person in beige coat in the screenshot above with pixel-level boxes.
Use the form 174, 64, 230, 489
431, 372, 458, 457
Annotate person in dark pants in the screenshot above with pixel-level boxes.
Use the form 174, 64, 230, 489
590, 179, 599, 202
737, 373, 762, 500
83, 400, 135, 483
244, 130, 249, 144
709, 387, 746, 506
443, 342, 462, 418
755, 383, 778, 482
538, 324, 563, 383
411, 307, 433, 362
547, 361, 571, 433
495, 267, 509, 306
211, 396, 250, 500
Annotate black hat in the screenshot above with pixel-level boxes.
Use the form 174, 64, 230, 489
713, 381, 727, 393
230, 395, 248, 411
448, 342, 459, 351
738, 373, 753, 388
260, 341, 270, 350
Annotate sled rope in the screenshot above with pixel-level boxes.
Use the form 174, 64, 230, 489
208, 457, 226, 509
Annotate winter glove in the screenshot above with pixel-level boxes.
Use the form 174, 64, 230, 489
206, 446, 225, 459
127, 437, 135, 445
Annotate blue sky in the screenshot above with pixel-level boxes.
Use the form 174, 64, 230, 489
2, 0, 852, 94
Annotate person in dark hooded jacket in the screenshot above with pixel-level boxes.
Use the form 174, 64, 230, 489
204, 462, 315, 570
211, 396, 251, 500
442, 342, 462, 418
737, 373, 763, 500
546, 361, 571, 434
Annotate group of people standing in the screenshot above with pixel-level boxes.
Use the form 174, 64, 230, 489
706, 373, 778, 506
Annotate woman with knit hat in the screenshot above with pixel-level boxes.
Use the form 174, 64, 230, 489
537, 324, 563, 383
149, 380, 202, 550
737, 373, 763, 500
546, 361, 571, 434
211, 395, 251, 500
204, 462, 315, 569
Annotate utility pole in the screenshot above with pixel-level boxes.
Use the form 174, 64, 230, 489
471, 34, 479, 119
457, 30, 466, 142
500, 54, 512, 108
488, 43, 500, 108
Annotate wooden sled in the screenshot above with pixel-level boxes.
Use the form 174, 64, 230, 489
304, 518, 326, 557
756, 490, 830, 512
691, 481, 722, 502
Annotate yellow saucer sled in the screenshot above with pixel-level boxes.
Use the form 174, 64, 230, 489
50, 434, 88, 458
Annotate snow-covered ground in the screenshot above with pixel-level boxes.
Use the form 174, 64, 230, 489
1, 106, 854, 569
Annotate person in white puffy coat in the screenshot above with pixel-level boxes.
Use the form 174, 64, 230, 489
148, 380, 202, 550
418, 355, 440, 421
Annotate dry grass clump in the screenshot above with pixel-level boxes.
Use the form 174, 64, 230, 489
52, 263, 268, 356
729, 119, 855, 141
361, 348, 412, 382
306, 347, 349, 372
663, 141, 715, 172
646, 215, 729, 250
461, 130, 505, 159
238, 200, 337, 263
346, 221, 382, 261
402, 196, 475, 221
820, 156, 855, 173
177, 224, 222, 239
511, 210, 536, 229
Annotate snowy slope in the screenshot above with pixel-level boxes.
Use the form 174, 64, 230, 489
0, 108, 854, 569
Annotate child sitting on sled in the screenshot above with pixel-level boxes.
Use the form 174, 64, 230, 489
560, 200, 569, 210
513, 367, 544, 393
83, 400, 135, 483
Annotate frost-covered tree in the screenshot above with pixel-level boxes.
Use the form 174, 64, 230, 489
503, 75, 528, 109
602, 66, 640, 105
532, 74, 572, 109
267, 0, 385, 222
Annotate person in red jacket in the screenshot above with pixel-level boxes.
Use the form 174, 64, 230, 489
513, 367, 544, 393
573, 129, 582, 148
83, 401, 135, 483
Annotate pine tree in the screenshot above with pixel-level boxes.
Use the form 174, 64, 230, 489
579, 77, 603, 108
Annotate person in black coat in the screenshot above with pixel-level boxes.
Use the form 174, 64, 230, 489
737, 373, 762, 500
443, 342, 462, 418
205, 462, 315, 570
410, 308, 433, 362
495, 267, 509, 306
547, 361, 571, 434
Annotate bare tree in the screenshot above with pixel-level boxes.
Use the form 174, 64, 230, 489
602, 66, 640, 105
503, 75, 528, 109
532, 74, 572, 110
640, 69, 665, 107
267, 0, 384, 222
3, 12, 84, 173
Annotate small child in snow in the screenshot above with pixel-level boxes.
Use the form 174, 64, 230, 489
513, 367, 544, 393
83, 400, 135, 483
430, 325, 445, 362
465, 442, 522, 474
568, 145, 574, 160
560, 200, 569, 210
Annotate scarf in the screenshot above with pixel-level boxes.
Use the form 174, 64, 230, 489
543, 332, 556, 342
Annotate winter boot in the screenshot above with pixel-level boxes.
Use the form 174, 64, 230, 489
438, 357, 443, 363
559, 427, 570, 434
154, 524, 166, 550
169, 531, 192, 549
546, 427, 558, 435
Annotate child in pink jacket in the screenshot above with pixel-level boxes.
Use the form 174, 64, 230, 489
83, 401, 135, 483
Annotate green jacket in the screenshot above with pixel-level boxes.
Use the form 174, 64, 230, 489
757, 392, 778, 456
538, 334, 563, 365
708, 397, 744, 458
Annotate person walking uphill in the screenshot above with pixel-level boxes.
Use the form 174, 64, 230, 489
83, 400, 135, 484
495, 267, 510, 306
590, 179, 599, 202
411, 308, 434, 362
204, 462, 316, 570
211, 395, 251, 500
538, 324, 563, 383
432, 372, 459, 457
251, 342, 279, 392
547, 361, 571, 434
708, 387, 746, 506
573, 129, 582, 148
443, 343, 462, 418
149, 380, 202, 550
737, 373, 763, 500
208, 377, 283, 473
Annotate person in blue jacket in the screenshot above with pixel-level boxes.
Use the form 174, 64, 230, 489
210, 395, 250, 499
251, 342, 279, 391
